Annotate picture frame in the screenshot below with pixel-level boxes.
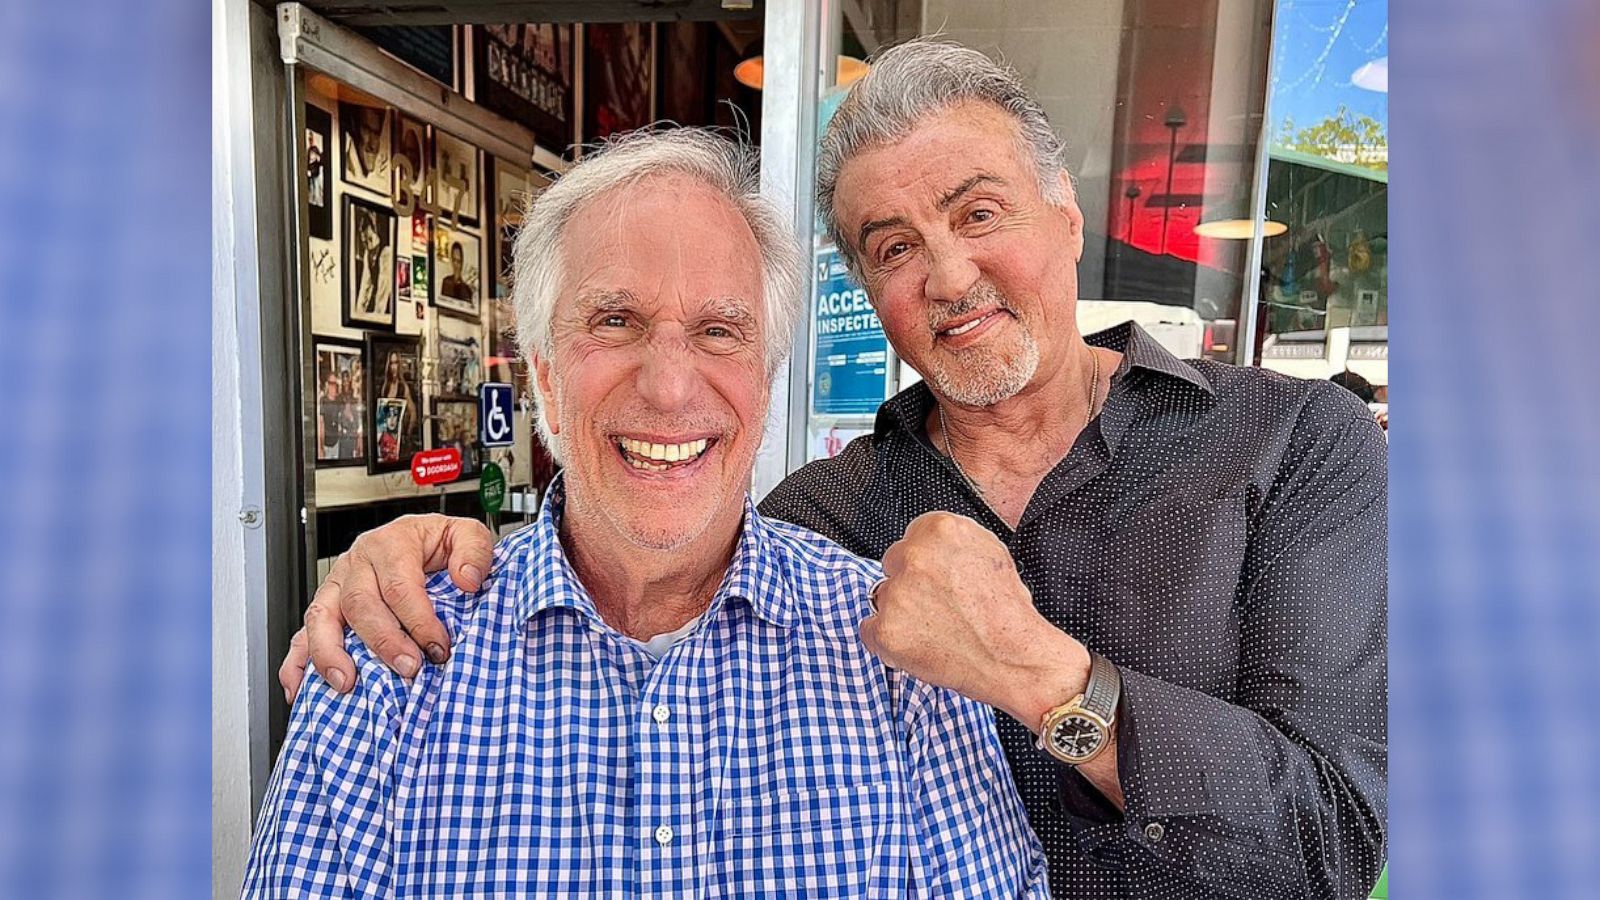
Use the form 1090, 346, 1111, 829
430, 397, 481, 479
486, 296, 521, 388
583, 23, 654, 145
305, 104, 333, 239
396, 257, 412, 308
488, 158, 551, 300
435, 315, 483, 400
342, 195, 398, 330
473, 24, 575, 157
338, 101, 393, 197
433, 130, 481, 228
366, 333, 423, 474
312, 338, 367, 468
431, 221, 482, 320
410, 213, 432, 307
394, 115, 431, 213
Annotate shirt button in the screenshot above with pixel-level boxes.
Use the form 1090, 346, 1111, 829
654, 824, 674, 845
652, 704, 671, 724
1144, 822, 1165, 843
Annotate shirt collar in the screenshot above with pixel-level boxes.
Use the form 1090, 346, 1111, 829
511, 474, 798, 631
1089, 321, 1215, 396
873, 321, 1214, 439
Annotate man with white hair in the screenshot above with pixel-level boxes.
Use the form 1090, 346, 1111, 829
243, 130, 1048, 897
284, 40, 1386, 900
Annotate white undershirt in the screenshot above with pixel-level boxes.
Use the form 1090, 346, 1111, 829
636, 612, 704, 660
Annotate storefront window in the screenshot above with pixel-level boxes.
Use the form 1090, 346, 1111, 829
1256, 0, 1389, 394
280, 7, 769, 605
798, 0, 1280, 462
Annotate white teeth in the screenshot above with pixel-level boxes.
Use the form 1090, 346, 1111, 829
618, 437, 712, 465
945, 314, 989, 337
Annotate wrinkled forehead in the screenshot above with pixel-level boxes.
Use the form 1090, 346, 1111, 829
832, 102, 1035, 224
555, 175, 766, 320
568, 287, 758, 323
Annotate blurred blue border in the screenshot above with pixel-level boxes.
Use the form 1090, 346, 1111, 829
1390, 1, 1600, 898
0, 1, 211, 898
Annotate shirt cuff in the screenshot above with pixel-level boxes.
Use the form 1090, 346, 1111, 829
1110, 664, 1311, 891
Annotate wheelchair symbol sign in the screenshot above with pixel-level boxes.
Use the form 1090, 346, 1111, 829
479, 383, 515, 447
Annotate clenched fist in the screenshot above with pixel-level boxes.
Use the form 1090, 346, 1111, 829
861, 511, 1092, 727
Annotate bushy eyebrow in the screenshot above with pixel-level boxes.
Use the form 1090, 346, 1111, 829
857, 215, 908, 254
572, 289, 637, 314
706, 297, 756, 323
854, 174, 1006, 254
571, 290, 755, 324
937, 174, 1004, 210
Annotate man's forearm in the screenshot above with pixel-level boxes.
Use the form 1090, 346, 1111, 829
1074, 732, 1124, 809
992, 630, 1126, 809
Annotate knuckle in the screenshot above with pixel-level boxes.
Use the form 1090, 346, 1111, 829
303, 602, 333, 628
370, 632, 412, 661
872, 616, 902, 650
378, 576, 424, 609
858, 617, 880, 648
900, 544, 928, 571
311, 568, 345, 603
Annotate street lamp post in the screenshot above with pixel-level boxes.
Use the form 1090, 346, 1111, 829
1161, 105, 1187, 254
1124, 184, 1142, 243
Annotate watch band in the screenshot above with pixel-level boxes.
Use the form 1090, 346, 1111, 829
1081, 650, 1122, 725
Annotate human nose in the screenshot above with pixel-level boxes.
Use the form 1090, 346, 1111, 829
634, 327, 701, 412
922, 235, 980, 304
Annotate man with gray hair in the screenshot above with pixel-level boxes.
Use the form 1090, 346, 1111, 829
244, 129, 1048, 897
284, 39, 1386, 900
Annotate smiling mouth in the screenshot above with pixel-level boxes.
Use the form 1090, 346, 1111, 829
614, 436, 715, 472
937, 308, 1007, 338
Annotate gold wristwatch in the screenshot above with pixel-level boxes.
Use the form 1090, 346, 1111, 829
1035, 650, 1121, 765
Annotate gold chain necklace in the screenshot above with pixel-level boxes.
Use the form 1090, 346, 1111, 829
940, 348, 1102, 499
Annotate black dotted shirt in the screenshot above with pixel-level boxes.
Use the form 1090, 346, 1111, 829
759, 323, 1387, 899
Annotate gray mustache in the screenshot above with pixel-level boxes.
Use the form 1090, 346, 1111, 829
930, 281, 1013, 331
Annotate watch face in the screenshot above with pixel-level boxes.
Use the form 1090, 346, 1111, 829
1049, 713, 1106, 760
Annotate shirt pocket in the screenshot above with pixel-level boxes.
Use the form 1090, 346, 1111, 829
708, 781, 905, 898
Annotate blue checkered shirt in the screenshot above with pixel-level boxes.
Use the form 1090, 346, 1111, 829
243, 482, 1049, 897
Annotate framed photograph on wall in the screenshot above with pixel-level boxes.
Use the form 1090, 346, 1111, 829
410, 213, 432, 308
342, 195, 397, 330
486, 297, 520, 387
473, 24, 575, 156
394, 115, 430, 211
338, 101, 393, 196
430, 397, 481, 478
305, 105, 333, 239
488, 159, 552, 300
313, 338, 367, 467
583, 23, 654, 145
433, 130, 481, 227
432, 223, 481, 320
435, 315, 483, 400
366, 333, 423, 474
